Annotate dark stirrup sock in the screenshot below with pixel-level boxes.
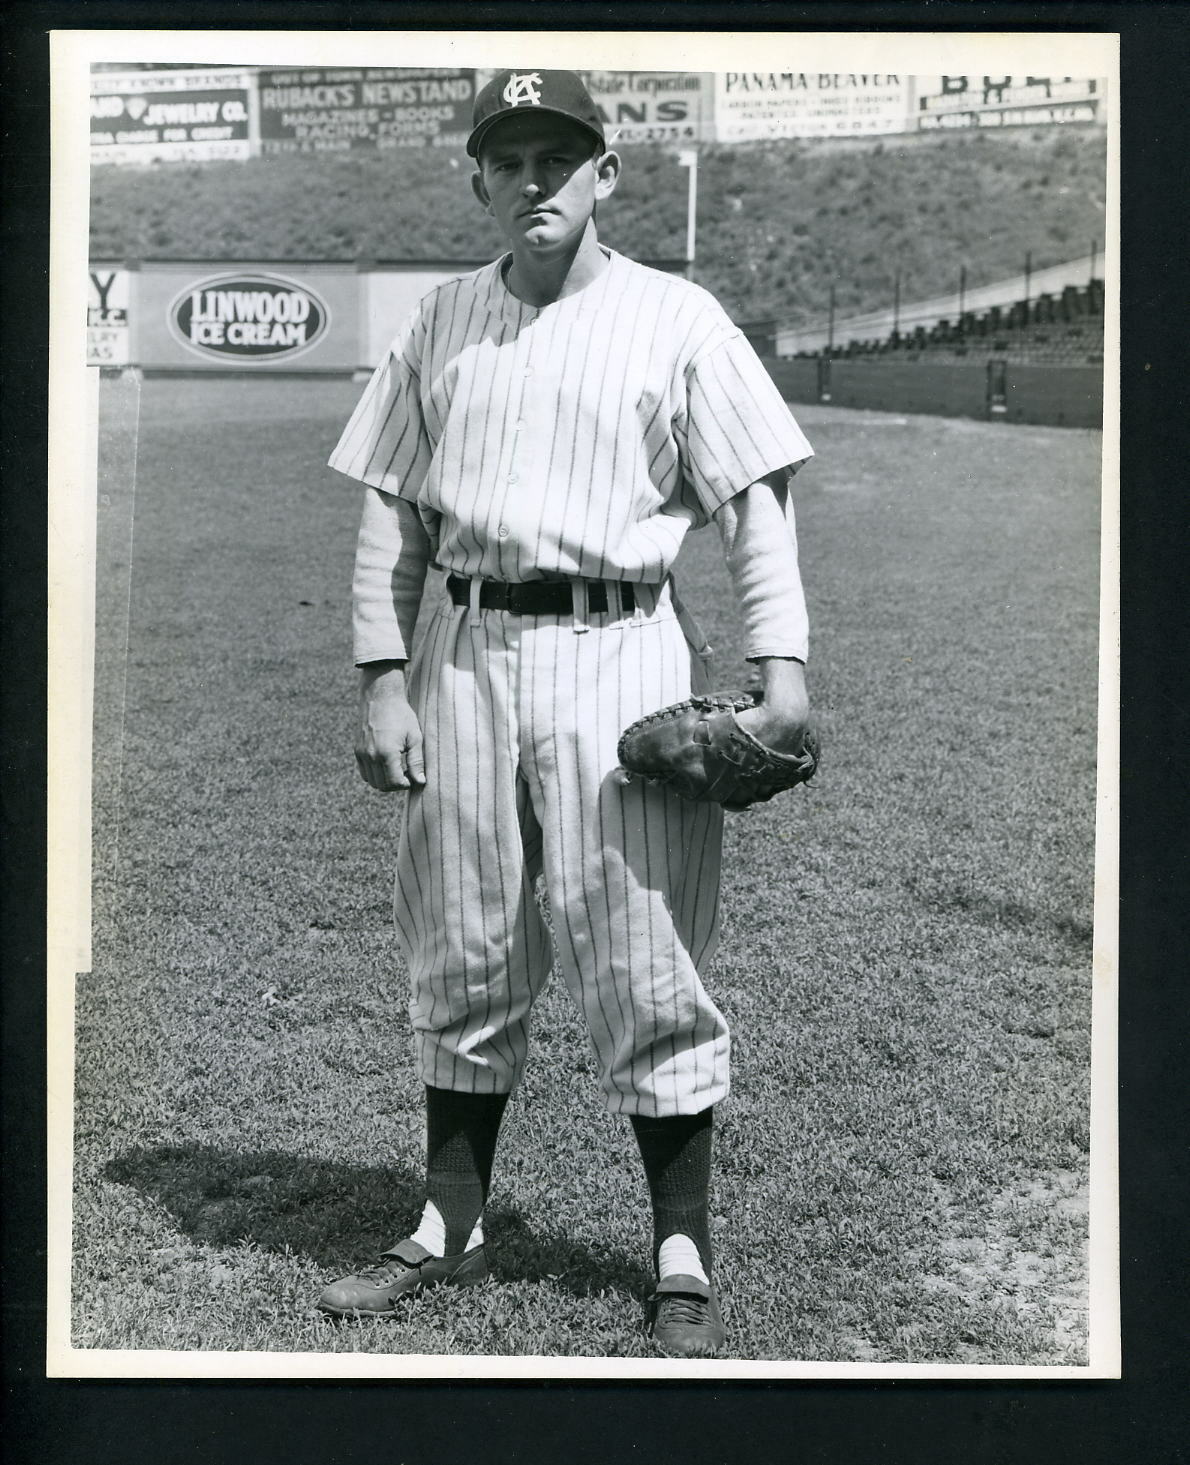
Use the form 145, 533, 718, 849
630, 1107, 715, 1279
424, 1085, 510, 1256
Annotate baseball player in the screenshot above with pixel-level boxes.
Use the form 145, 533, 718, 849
318, 69, 814, 1358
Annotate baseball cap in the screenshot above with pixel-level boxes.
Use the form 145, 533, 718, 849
467, 69, 605, 159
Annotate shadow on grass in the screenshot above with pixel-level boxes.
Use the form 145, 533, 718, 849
102, 1145, 652, 1299
907, 879, 1094, 949
483, 1210, 654, 1299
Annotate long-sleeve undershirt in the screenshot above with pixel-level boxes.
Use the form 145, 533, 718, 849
352, 488, 432, 665
714, 476, 809, 664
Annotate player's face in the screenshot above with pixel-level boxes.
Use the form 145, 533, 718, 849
472, 113, 619, 254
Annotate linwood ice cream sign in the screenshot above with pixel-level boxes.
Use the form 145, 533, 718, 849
171, 274, 330, 359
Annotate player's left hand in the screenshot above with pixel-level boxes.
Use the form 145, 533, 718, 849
734, 657, 811, 754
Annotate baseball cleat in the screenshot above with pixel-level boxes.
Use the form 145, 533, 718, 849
646, 1274, 726, 1358
317, 1238, 488, 1317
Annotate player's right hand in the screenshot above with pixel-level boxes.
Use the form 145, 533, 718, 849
355, 665, 426, 792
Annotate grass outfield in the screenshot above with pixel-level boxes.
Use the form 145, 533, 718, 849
74, 378, 1102, 1363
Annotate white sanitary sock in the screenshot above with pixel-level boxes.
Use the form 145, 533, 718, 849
409, 1200, 483, 1257
658, 1233, 709, 1285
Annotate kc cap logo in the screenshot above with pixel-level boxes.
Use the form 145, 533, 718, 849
467, 69, 606, 158
502, 72, 543, 107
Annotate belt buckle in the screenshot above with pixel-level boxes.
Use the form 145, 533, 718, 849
505, 582, 527, 613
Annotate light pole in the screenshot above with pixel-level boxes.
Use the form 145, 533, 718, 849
678, 148, 698, 282
827, 283, 836, 356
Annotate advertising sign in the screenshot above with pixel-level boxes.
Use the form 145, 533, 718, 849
168, 272, 330, 362
915, 76, 1103, 131
580, 72, 709, 143
135, 263, 360, 372
714, 72, 912, 140
87, 268, 130, 366
257, 68, 475, 153
90, 69, 253, 164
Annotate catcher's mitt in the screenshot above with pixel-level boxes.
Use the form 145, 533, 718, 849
616, 690, 819, 813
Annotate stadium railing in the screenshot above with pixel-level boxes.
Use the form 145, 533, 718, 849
787, 281, 1104, 368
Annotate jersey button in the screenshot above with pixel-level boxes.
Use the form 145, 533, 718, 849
507, 473, 518, 485
498, 525, 510, 538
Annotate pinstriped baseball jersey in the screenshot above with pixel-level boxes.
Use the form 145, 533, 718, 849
332, 246, 814, 1115
329, 248, 814, 586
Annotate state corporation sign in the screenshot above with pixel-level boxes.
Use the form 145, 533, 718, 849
169, 273, 331, 361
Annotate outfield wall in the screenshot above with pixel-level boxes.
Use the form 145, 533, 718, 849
362, 264, 489, 362
88, 256, 666, 373
1003, 364, 1104, 428
765, 358, 1102, 428
88, 259, 477, 374
89, 259, 1103, 426
821, 361, 991, 418
133, 260, 363, 373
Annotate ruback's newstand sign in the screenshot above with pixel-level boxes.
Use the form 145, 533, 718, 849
90, 69, 253, 164
257, 67, 476, 153
169, 273, 331, 361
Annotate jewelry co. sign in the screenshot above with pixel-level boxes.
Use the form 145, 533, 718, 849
90, 69, 253, 164
169, 274, 330, 360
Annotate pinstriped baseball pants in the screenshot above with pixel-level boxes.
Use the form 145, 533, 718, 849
394, 580, 729, 1117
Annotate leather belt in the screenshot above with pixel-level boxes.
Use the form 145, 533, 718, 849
446, 575, 636, 616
